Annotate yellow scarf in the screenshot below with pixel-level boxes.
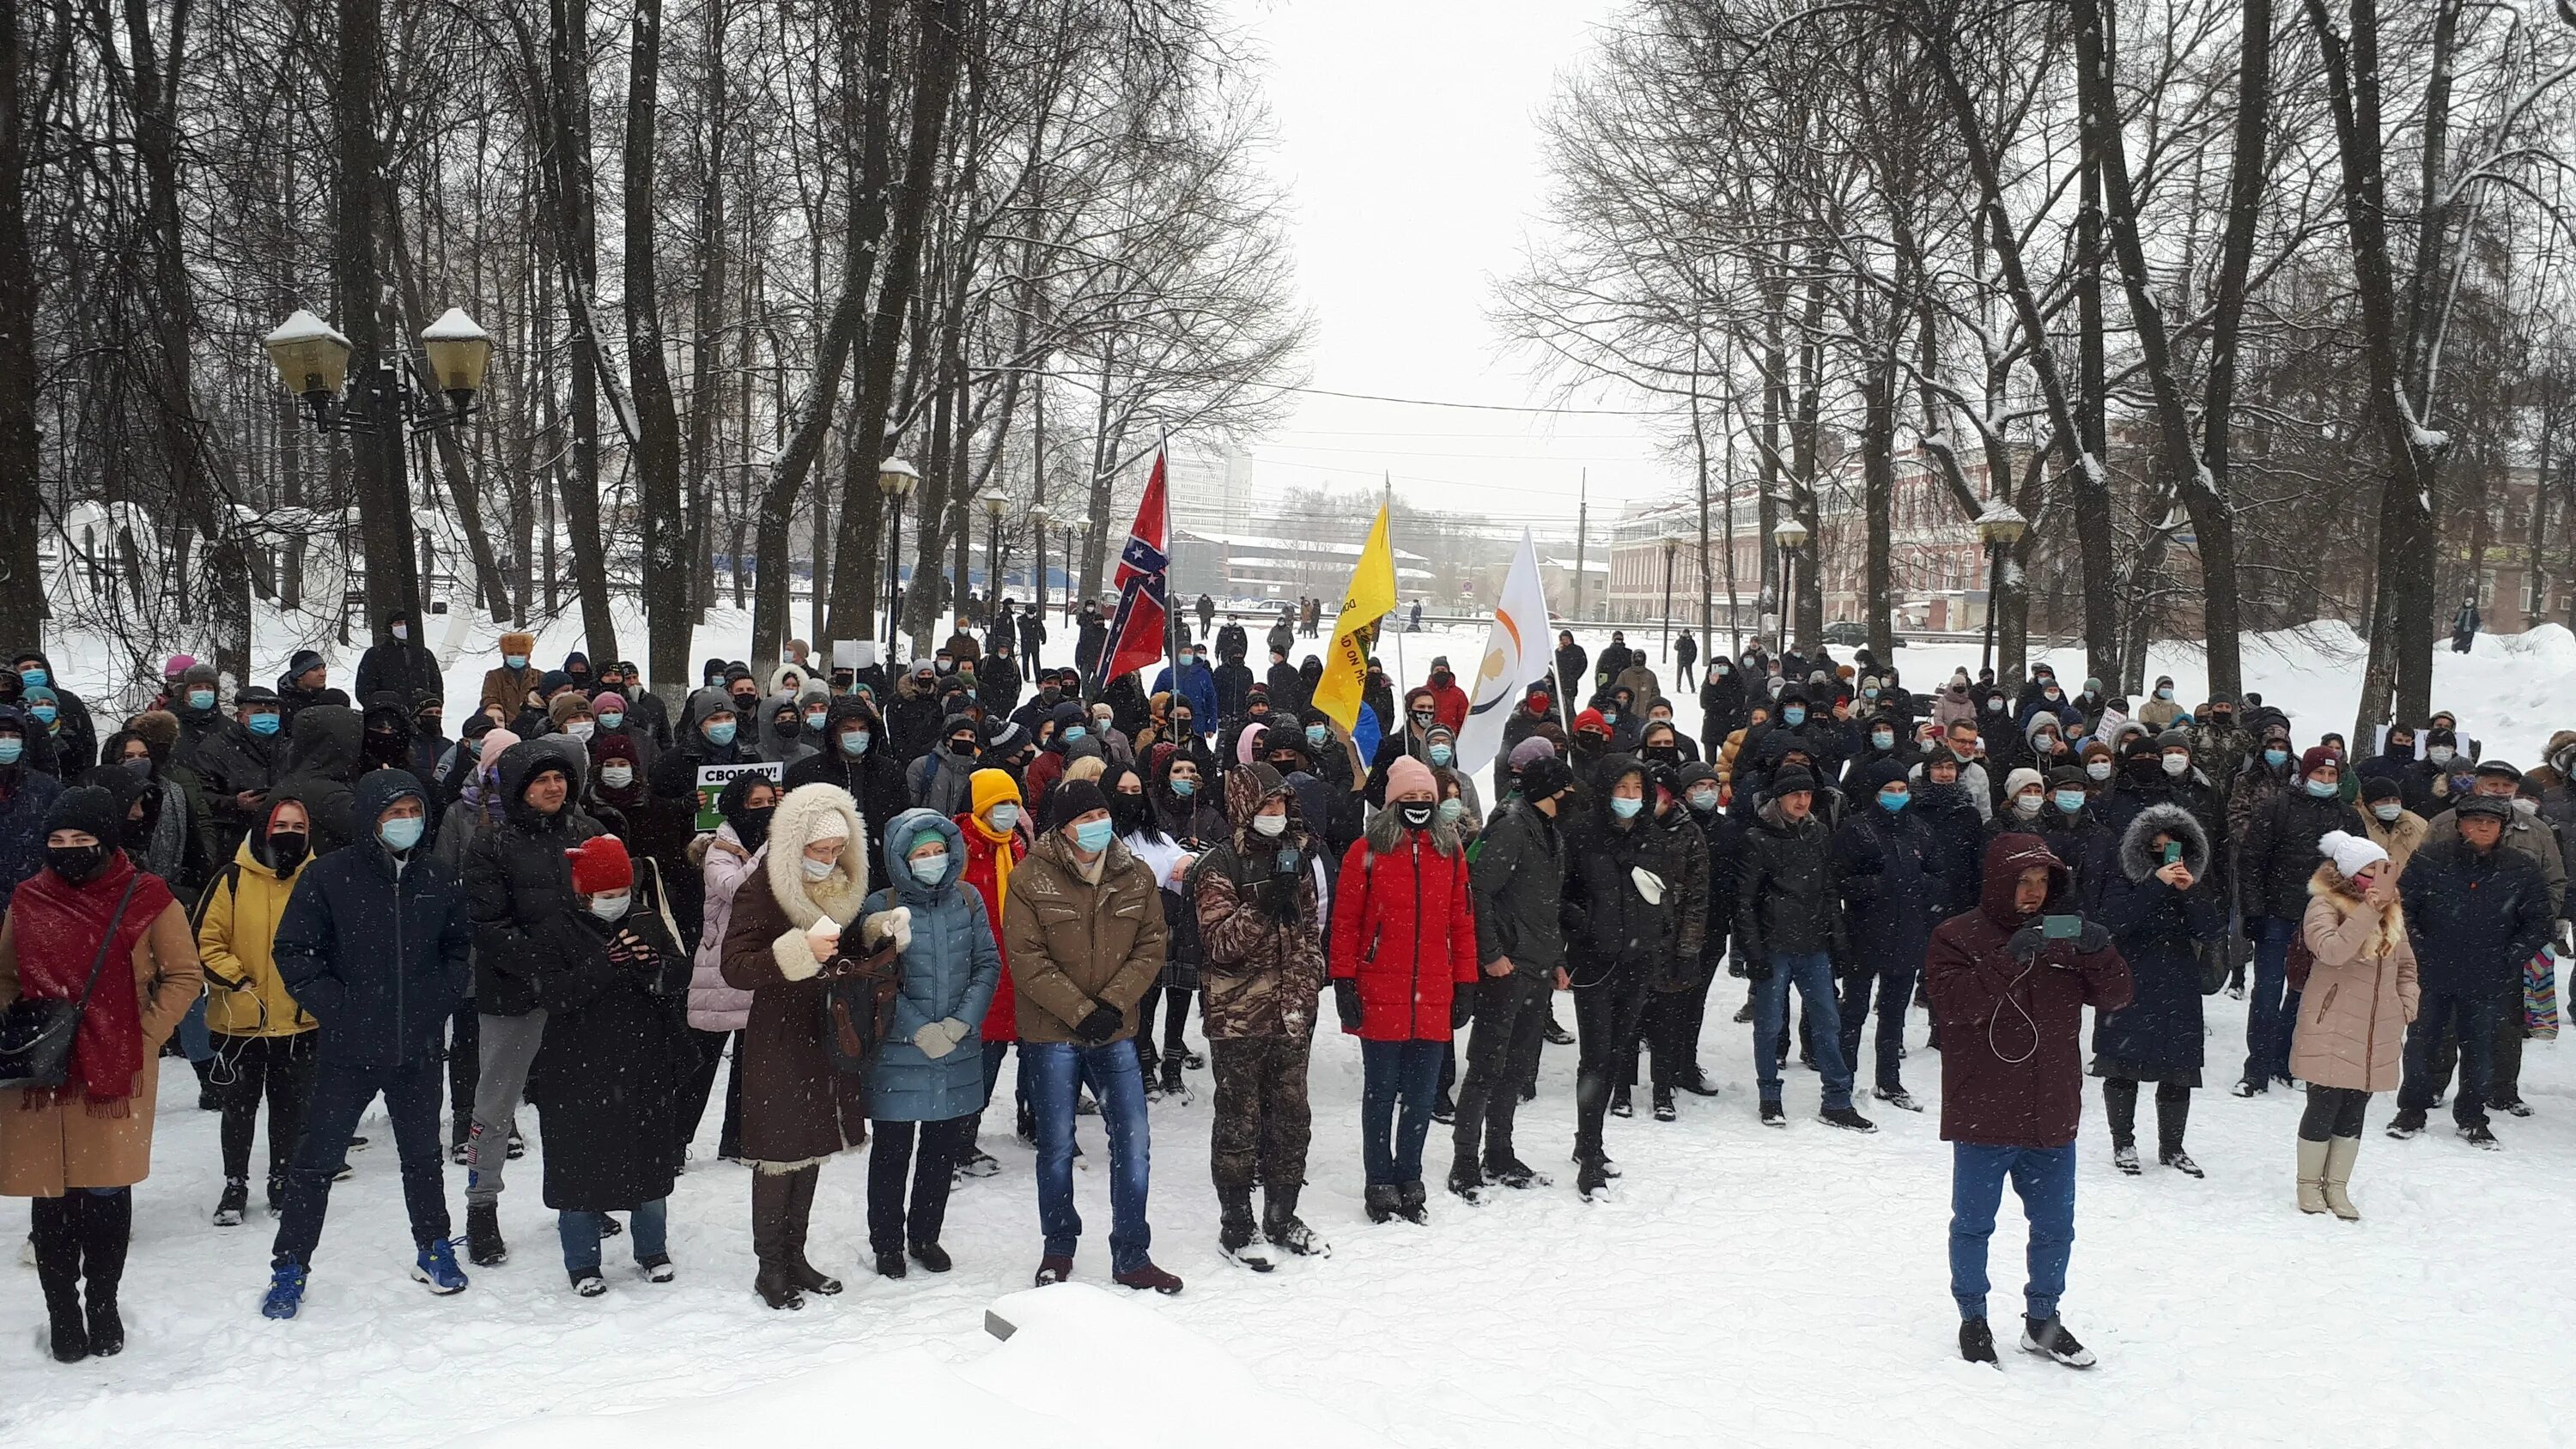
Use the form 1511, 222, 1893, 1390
971, 811, 1019, 912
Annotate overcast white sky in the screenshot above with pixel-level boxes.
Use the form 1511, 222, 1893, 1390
1224, 0, 1683, 530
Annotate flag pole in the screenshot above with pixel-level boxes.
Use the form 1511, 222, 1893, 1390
1163, 435, 1182, 695
1385, 472, 1412, 761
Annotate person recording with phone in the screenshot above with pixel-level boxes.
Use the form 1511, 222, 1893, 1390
2090, 806, 2226, 1178
1925, 833, 2132, 1371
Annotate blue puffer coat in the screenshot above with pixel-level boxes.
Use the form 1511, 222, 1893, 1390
865, 808, 1003, 1122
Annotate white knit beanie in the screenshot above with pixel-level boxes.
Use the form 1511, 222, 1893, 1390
806, 806, 851, 842
2320, 829, 2387, 879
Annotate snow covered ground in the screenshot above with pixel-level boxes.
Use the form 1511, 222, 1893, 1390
1, 979, 2570, 1446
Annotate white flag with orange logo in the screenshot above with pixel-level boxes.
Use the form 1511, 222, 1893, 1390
1455, 530, 1554, 775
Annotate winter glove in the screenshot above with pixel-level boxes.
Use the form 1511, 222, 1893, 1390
1334, 978, 1363, 1033
913, 1018, 967, 1058
1742, 955, 1775, 983
1072, 1003, 1124, 1045
1630, 868, 1667, 906
1450, 989, 1475, 1031
1253, 876, 1298, 920
864, 906, 914, 952
2007, 925, 2048, 964
2074, 919, 2111, 955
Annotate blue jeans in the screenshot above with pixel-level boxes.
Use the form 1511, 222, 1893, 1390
1024, 1038, 1152, 1272
1837, 966, 1917, 1093
177, 994, 212, 1063
1753, 951, 1853, 1111
559, 1197, 668, 1275
2243, 916, 2301, 1084
270, 1052, 451, 1267
1360, 1040, 1444, 1186
1948, 1142, 2075, 1323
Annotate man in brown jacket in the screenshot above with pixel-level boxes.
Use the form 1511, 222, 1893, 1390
1002, 779, 1180, 1294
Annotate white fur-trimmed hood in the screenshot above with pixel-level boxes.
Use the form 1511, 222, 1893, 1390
762, 783, 871, 930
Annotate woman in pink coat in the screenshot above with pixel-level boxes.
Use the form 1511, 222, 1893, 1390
2292, 831, 2419, 1222
681, 773, 778, 1161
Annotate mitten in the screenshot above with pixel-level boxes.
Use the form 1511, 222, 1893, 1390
864, 906, 914, 951
914, 1019, 964, 1058
1333, 978, 1363, 1032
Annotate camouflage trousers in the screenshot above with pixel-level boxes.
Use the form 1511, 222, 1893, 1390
1207, 1034, 1313, 1195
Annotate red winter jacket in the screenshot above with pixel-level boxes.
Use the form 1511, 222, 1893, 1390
1329, 822, 1479, 1041
1425, 678, 1470, 734
957, 816, 1027, 1042
1926, 833, 2132, 1149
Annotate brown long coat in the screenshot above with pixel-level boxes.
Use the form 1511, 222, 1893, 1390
0, 901, 204, 1196
718, 784, 899, 1169
2293, 867, 2420, 1093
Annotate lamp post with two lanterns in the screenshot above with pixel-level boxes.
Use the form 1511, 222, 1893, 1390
1772, 514, 1811, 652
877, 457, 920, 654
1977, 503, 2029, 680
263, 306, 491, 622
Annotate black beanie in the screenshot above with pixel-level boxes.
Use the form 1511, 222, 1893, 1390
1042, 779, 1110, 834
43, 785, 123, 841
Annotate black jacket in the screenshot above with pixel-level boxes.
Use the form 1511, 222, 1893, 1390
1680, 792, 1745, 980
195, 718, 289, 858
528, 900, 691, 1210
1467, 796, 1569, 977
1700, 668, 1747, 744
1736, 797, 1844, 962
1915, 782, 1988, 916
2403, 835, 2555, 996
355, 616, 442, 706
278, 705, 367, 858
1832, 797, 1947, 977
2091, 804, 2224, 1076
271, 769, 472, 1067
1562, 764, 1702, 986
2240, 786, 2368, 923
463, 740, 605, 1016
783, 698, 908, 864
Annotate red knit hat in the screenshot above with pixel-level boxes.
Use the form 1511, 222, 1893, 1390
567, 834, 632, 895
1574, 707, 1609, 737
2298, 744, 2341, 779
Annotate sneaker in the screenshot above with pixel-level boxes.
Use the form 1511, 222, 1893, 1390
1161, 1059, 1187, 1096
2496, 1097, 2535, 1119
2230, 1080, 2263, 1098
957, 1148, 1000, 1179
1759, 1100, 1787, 1127
571, 1270, 608, 1298
1112, 1260, 1184, 1295
1820, 1106, 1877, 1134
450, 1142, 469, 1165
2020, 1316, 2096, 1368
413, 1240, 470, 1295
1652, 1097, 1677, 1124
1872, 1087, 1923, 1113
1267, 1211, 1330, 1257
2458, 1122, 2500, 1150
1543, 1017, 1575, 1046
1609, 1088, 1633, 1119
214, 1177, 249, 1228
261, 1261, 307, 1320
598, 1215, 623, 1239
2226, 981, 2246, 1000
638, 1254, 677, 1283
348, 1134, 370, 1152
1959, 1317, 1997, 1366
2160, 1149, 2205, 1179
505, 1126, 526, 1160
909, 1242, 953, 1274
1182, 1049, 1206, 1070
466, 1203, 507, 1266
1431, 1093, 1457, 1125
2112, 1143, 2142, 1175
1447, 1161, 1486, 1203
2385, 1108, 2426, 1139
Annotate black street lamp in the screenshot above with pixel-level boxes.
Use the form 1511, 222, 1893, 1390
878, 457, 920, 653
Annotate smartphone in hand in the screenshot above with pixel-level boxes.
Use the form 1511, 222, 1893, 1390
2042, 913, 2082, 940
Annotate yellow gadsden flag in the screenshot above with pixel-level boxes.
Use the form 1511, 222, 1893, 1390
1310, 503, 1399, 731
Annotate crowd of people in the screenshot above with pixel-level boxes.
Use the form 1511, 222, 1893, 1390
0, 612, 2561, 1373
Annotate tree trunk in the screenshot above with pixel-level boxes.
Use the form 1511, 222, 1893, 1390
0, 0, 45, 646
334, 0, 419, 627
548, 0, 620, 664
625, 0, 689, 703
1860, 349, 1895, 661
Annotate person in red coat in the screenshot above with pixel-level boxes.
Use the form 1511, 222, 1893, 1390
1926, 833, 2131, 1371
1422, 658, 1470, 735
955, 767, 1030, 1170
1330, 756, 1479, 1224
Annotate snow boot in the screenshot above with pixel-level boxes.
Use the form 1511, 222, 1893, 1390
1759, 1099, 1786, 1127
1218, 1190, 1274, 1271
2494, 1094, 2534, 1118
2385, 1106, 2425, 1139
31, 1200, 83, 1361
2458, 1121, 2500, 1150
466, 1203, 508, 1266
909, 1242, 952, 1274
1113, 1260, 1184, 1295
1447, 1159, 1486, 1203
752, 1264, 805, 1310
77, 1192, 127, 1355
2319, 1137, 2362, 1222
1820, 1106, 1878, 1134
412, 1239, 470, 1294
2020, 1316, 2095, 1368
1652, 1088, 1677, 1123
1575, 1154, 1612, 1203
2112, 1143, 2142, 1176
1364, 1184, 1400, 1223
1872, 1086, 1923, 1113
639, 1254, 677, 1283
2295, 1137, 2330, 1214
1484, 1155, 1547, 1190
2160, 1149, 2205, 1179
214, 1177, 250, 1227
1395, 1181, 1430, 1225
1161, 1057, 1186, 1099
1266, 1188, 1330, 1256
1959, 1317, 1997, 1367
1033, 1254, 1073, 1287
261, 1260, 307, 1320
875, 1249, 908, 1280
570, 1269, 608, 1298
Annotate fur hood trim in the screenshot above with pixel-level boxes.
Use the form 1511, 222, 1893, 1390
762, 783, 870, 929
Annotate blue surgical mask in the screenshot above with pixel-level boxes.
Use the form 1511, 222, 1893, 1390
0, 737, 20, 765
187, 688, 216, 712
379, 815, 425, 852
1871, 731, 1894, 750
705, 720, 738, 746
1073, 817, 1115, 852
839, 730, 870, 757
1429, 744, 1453, 767
807, 711, 828, 731
598, 712, 624, 731
2156, 688, 2174, 701
1601, 710, 1619, 724
1437, 798, 1466, 824
29, 705, 55, 726
1864, 688, 1880, 700
505, 654, 528, 670
2306, 778, 2338, 798
16, 667, 45, 687
247, 712, 281, 737
2372, 802, 2403, 822
908, 852, 950, 885
1610, 795, 1643, 820
1782, 706, 1807, 726
1170, 777, 1197, 797
1063, 724, 1087, 743
2054, 790, 2087, 814
988, 803, 1020, 831
1305, 724, 1328, 747
1879, 790, 1910, 813
2263, 747, 2287, 767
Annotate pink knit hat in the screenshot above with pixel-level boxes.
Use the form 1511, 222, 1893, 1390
1385, 755, 1437, 799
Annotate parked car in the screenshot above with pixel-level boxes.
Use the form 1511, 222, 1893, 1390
1820, 621, 1905, 648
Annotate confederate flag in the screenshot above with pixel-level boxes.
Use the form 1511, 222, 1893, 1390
1097, 446, 1173, 688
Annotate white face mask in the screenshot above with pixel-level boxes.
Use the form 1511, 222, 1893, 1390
599, 763, 635, 789
2013, 792, 2043, 815
801, 854, 837, 881
1251, 812, 1288, 838
568, 720, 596, 742
2085, 761, 2112, 781
392, 623, 409, 640
988, 803, 1019, 832
2429, 747, 2455, 765
587, 893, 631, 920
2162, 754, 2190, 777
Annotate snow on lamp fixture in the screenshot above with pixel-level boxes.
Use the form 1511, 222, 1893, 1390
263, 309, 352, 401
1772, 517, 1811, 550
878, 456, 921, 499
420, 308, 494, 408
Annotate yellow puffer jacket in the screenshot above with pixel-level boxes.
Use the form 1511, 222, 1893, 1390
195, 837, 316, 1037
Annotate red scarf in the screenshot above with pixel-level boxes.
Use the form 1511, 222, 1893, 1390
10, 852, 173, 1112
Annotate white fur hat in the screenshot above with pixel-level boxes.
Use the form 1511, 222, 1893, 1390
2319, 829, 2388, 879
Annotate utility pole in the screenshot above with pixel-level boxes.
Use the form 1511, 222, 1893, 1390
1572, 468, 1589, 623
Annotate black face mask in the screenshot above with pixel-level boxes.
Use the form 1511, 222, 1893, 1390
733, 805, 776, 852
950, 737, 980, 758
1398, 802, 1434, 830
47, 843, 109, 884
1110, 792, 1152, 831
774, 718, 802, 740
731, 693, 760, 715
267, 830, 310, 871
1643, 745, 1680, 766
121, 755, 154, 778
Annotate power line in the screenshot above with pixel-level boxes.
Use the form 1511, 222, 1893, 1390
1280, 384, 1666, 416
